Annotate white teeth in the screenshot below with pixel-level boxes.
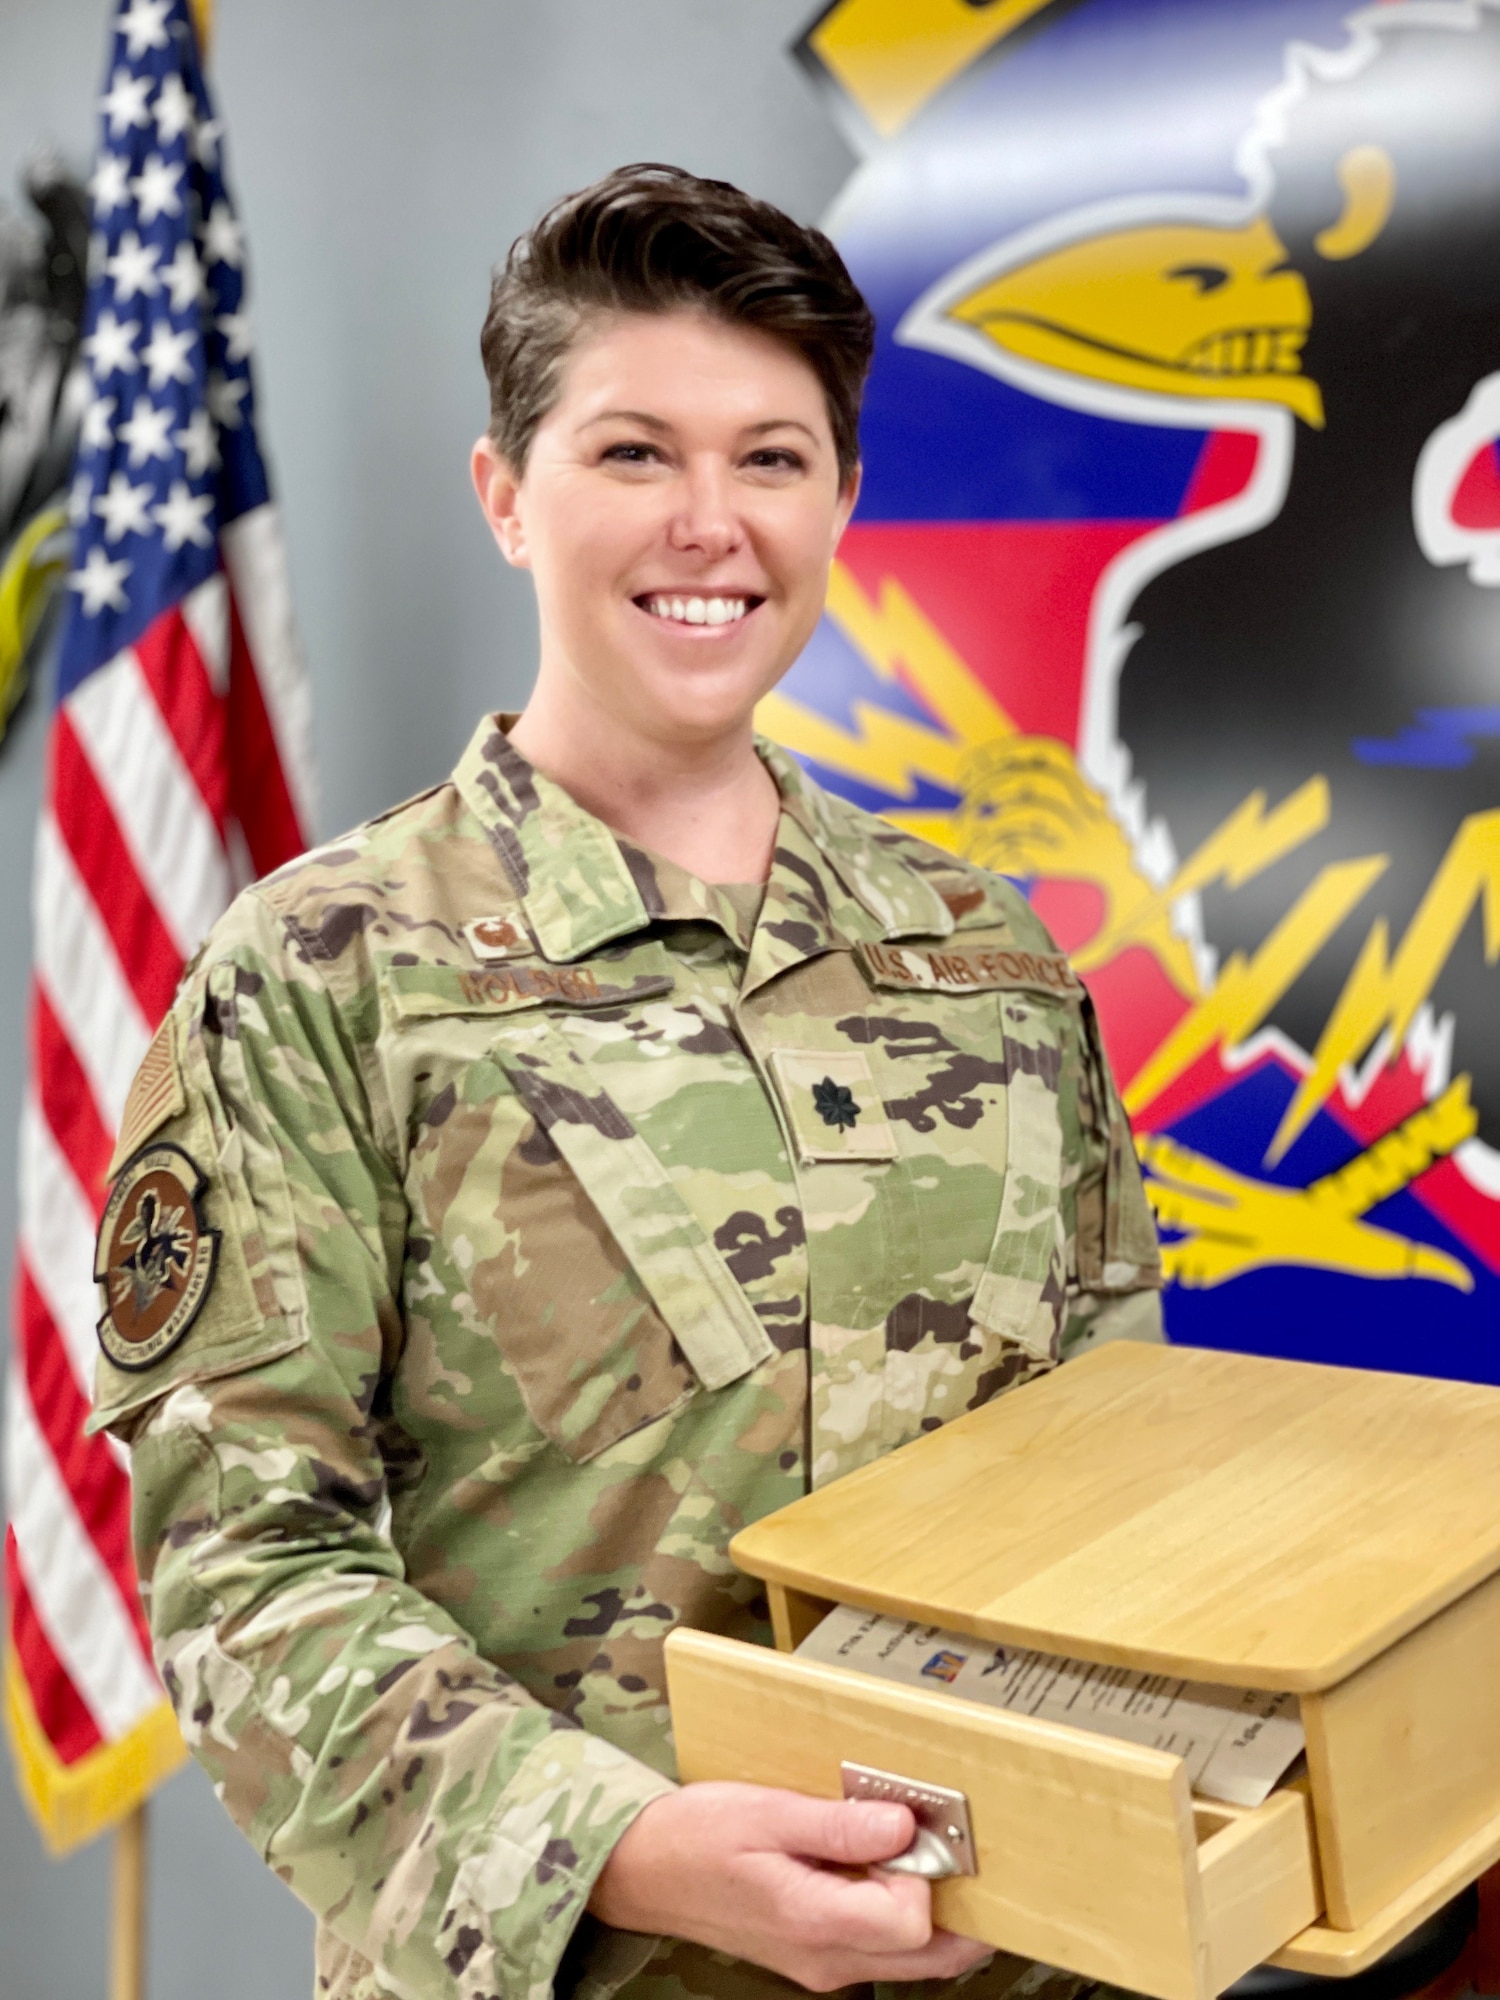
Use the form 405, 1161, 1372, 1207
645, 594, 749, 626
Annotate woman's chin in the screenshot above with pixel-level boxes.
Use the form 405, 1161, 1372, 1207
623, 682, 770, 748
601, 652, 783, 745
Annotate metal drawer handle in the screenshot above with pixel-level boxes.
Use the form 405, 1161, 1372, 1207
840, 1761, 977, 1879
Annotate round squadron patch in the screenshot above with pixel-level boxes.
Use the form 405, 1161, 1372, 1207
94, 1142, 219, 1371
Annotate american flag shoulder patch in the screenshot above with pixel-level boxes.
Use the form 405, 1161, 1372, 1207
109, 1015, 186, 1180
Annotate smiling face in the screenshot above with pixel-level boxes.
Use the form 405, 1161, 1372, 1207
472, 309, 858, 752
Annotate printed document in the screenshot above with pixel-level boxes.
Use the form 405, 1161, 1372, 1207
796, 1605, 1304, 1807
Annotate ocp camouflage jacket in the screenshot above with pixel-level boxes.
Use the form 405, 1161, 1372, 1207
91, 717, 1162, 2000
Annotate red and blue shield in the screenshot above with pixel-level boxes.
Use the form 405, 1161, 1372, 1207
771, 0, 1500, 1380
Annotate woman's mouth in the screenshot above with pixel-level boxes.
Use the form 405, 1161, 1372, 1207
635, 593, 762, 628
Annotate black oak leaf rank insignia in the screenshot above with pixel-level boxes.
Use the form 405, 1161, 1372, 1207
94, 1141, 220, 1371
812, 1075, 860, 1130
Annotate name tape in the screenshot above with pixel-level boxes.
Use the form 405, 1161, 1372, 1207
456, 964, 605, 1009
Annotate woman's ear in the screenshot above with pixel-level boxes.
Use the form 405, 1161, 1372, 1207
471, 436, 531, 567
833, 462, 862, 549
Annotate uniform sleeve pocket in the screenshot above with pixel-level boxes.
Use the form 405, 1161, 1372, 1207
1074, 994, 1162, 1293
968, 1000, 1067, 1363
89, 978, 311, 1437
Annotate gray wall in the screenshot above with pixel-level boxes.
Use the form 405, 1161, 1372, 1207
0, 5, 851, 1993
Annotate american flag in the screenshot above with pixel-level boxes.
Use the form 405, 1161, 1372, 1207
4, 0, 314, 1853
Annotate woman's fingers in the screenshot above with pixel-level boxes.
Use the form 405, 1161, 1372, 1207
590, 1780, 992, 1988
756, 1792, 916, 1867
761, 1848, 933, 1955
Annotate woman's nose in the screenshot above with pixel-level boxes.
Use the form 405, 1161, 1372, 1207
666, 459, 744, 560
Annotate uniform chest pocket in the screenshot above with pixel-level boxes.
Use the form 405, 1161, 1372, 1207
851, 945, 1075, 1370
871, 994, 1067, 1367
390, 958, 774, 1463
481, 1015, 774, 1459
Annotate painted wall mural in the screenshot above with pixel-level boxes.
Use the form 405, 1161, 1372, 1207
771, 0, 1500, 1379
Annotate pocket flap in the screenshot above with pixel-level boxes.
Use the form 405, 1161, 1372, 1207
491, 1019, 774, 1393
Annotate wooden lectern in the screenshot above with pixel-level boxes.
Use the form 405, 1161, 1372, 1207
665, 1342, 1500, 2000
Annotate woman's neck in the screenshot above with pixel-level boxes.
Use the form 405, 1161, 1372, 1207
508, 693, 781, 886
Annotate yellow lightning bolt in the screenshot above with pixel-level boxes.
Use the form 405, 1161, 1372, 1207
1269, 810, 1500, 1161
766, 575, 1336, 948
756, 562, 1013, 842
1078, 778, 1330, 973
1124, 855, 1388, 1115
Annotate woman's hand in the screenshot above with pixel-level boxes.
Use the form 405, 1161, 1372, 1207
588, 1781, 993, 1991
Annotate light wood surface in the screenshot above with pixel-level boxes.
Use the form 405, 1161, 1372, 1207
766, 1582, 834, 1652
666, 1627, 1319, 2000
1269, 1797, 1500, 1975
110, 1803, 146, 2000
1303, 1567, 1500, 1927
1196, 1791, 1322, 1992
730, 1343, 1500, 1690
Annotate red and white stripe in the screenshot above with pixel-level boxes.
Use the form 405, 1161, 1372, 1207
6, 501, 314, 1777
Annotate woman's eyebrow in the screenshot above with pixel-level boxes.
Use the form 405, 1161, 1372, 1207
743, 418, 818, 442
578, 411, 819, 442
581, 408, 672, 432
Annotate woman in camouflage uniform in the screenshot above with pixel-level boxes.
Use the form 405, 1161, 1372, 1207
91, 166, 1162, 2000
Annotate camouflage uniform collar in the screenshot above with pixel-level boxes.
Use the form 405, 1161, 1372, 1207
452, 716, 954, 964
615, 841, 762, 952
755, 738, 955, 941
454, 716, 651, 961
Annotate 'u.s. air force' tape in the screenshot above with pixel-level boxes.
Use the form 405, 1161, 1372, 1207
856, 940, 1082, 999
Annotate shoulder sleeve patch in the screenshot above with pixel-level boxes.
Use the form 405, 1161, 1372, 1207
109, 1015, 186, 1178
94, 1140, 219, 1370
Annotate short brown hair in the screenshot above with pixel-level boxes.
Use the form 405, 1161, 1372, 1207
480, 163, 874, 485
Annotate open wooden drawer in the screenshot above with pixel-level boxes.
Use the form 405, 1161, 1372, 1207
668, 1345, 1500, 1998
665, 1627, 1320, 2000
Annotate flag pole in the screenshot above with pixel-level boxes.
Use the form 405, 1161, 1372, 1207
109, 1802, 147, 2000
105, 0, 205, 1954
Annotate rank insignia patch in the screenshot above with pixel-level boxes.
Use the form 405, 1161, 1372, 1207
767, 1048, 898, 1164
812, 1076, 859, 1130
94, 1142, 219, 1371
